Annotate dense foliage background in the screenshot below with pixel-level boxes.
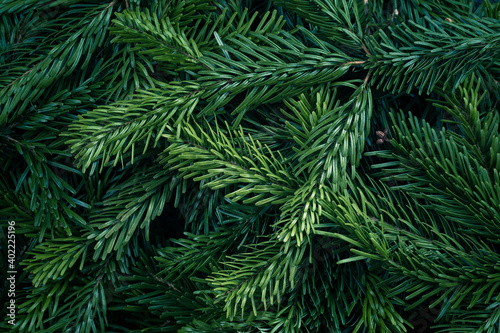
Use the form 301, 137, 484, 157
1, 0, 499, 332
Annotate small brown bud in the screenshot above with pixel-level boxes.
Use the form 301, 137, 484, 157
376, 129, 390, 145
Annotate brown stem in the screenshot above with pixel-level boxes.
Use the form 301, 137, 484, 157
343, 60, 366, 66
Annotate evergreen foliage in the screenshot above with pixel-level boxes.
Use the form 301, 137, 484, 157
1, 0, 499, 332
